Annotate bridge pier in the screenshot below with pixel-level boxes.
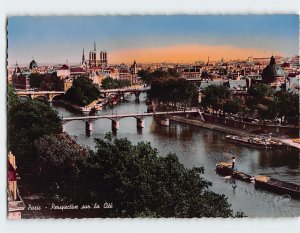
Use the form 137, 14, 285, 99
112, 120, 120, 130
85, 121, 93, 136
136, 118, 145, 128
62, 123, 66, 133
160, 118, 170, 126
47, 94, 54, 103
134, 92, 140, 101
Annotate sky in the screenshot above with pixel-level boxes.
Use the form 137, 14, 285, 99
7, 15, 299, 66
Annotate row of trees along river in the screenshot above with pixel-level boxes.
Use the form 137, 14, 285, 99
201, 83, 299, 124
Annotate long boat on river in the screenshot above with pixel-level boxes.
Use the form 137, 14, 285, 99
255, 176, 300, 199
216, 163, 300, 199
215, 163, 253, 182
225, 134, 283, 149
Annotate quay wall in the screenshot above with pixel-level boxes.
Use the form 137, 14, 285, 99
202, 114, 299, 137
169, 115, 299, 137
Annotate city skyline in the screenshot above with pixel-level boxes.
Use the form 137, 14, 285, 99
8, 15, 299, 66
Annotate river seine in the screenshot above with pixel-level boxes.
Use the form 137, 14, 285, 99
52, 93, 300, 217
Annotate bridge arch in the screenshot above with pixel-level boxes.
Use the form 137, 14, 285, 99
17, 95, 32, 100
50, 93, 64, 101
34, 95, 48, 101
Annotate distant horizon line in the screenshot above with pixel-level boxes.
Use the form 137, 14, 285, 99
8, 54, 299, 68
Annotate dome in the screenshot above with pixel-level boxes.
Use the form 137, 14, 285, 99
262, 56, 285, 84
29, 59, 38, 70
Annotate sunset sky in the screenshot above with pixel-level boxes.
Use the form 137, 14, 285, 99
7, 15, 299, 65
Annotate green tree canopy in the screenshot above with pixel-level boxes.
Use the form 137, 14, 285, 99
29, 73, 45, 89
8, 95, 62, 171
35, 134, 90, 179
40, 72, 61, 91
65, 76, 100, 106
201, 85, 230, 112
101, 77, 131, 89
223, 99, 242, 114
138, 68, 180, 85
86, 134, 241, 217
31, 133, 244, 217
149, 77, 198, 108
275, 90, 299, 124
248, 83, 273, 101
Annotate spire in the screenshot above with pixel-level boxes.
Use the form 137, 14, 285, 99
270, 55, 275, 65
82, 48, 85, 64
94, 41, 96, 51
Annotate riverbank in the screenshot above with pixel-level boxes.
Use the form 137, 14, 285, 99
170, 115, 253, 136
53, 100, 91, 114
169, 116, 300, 149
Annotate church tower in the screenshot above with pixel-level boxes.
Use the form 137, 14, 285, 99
130, 60, 138, 84
100, 51, 108, 69
89, 42, 97, 67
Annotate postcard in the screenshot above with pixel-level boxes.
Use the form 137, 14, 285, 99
7, 15, 300, 219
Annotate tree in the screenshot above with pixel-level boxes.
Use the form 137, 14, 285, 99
149, 78, 198, 109
201, 85, 230, 114
275, 90, 299, 124
40, 72, 61, 91
7, 84, 19, 111
65, 76, 100, 106
223, 99, 242, 114
258, 99, 278, 121
167, 68, 180, 78
138, 68, 180, 85
101, 77, 131, 89
26, 132, 245, 217
87, 133, 242, 217
247, 83, 273, 104
35, 134, 90, 178
138, 69, 151, 85
8, 94, 62, 172
246, 83, 278, 121
29, 73, 45, 88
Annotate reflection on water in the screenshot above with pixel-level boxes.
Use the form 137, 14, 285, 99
45, 93, 300, 217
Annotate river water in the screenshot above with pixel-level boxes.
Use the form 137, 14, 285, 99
52, 93, 300, 217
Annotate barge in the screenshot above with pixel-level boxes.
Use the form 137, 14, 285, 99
216, 162, 300, 199
255, 176, 300, 199
216, 163, 253, 183
225, 134, 283, 149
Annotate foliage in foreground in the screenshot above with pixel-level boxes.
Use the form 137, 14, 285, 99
7, 87, 62, 169
35, 132, 244, 218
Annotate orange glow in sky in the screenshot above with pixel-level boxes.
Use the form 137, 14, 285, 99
109, 44, 277, 64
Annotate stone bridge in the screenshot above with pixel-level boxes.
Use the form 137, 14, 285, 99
15, 91, 65, 102
99, 87, 150, 100
62, 110, 201, 136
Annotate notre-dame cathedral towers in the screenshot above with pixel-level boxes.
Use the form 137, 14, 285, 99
83, 42, 108, 69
